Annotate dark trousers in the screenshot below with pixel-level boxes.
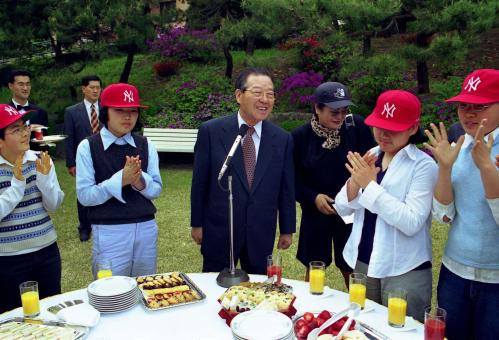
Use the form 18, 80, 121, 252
202, 241, 266, 275
77, 199, 91, 232
437, 264, 499, 340
0, 242, 61, 313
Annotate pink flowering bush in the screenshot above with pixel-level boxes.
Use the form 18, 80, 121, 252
148, 27, 221, 63
277, 71, 324, 110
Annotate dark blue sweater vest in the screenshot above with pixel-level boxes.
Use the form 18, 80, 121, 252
87, 133, 156, 224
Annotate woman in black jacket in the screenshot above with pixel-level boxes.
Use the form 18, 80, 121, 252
292, 82, 375, 287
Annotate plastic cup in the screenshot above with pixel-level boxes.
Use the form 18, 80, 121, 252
425, 306, 446, 340
349, 273, 367, 308
309, 261, 325, 295
19, 281, 40, 318
96, 259, 113, 279
267, 253, 282, 285
388, 288, 407, 327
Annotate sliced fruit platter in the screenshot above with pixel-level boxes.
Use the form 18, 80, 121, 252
294, 310, 388, 340
135, 272, 206, 310
218, 281, 297, 326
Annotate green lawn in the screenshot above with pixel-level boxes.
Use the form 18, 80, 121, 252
51, 159, 448, 301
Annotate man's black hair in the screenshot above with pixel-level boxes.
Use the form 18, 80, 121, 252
234, 68, 273, 91
8, 70, 31, 84
81, 75, 102, 87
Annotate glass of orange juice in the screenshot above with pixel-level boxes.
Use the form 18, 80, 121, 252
349, 273, 367, 308
309, 261, 325, 295
19, 281, 40, 318
388, 288, 407, 327
96, 259, 113, 279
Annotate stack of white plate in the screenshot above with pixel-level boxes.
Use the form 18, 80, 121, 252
87, 276, 138, 313
231, 310, 294, 340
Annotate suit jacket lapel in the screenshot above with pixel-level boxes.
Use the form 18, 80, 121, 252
220, 114, 250, 193
251, 120, 273, 194
80, 102, 93, 135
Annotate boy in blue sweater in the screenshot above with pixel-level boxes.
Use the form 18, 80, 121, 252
0, 104, 64, 313
425, 69, 499, 340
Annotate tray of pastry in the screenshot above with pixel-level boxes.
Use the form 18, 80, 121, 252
0, 317, 88, 339
135, 272, 206, 311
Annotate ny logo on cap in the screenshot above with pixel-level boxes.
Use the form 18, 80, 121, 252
4, 106, 19, 116
464, 76, 481, 92
334, 88, 345, 98
381, 102, 396, 118
123, 90, 134, 103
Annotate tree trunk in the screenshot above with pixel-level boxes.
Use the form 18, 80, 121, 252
245, 37, 255, 55
416, 60, 430, 94
120, 44, 136, 83
415, 33, 431, 94
362, 34, 372, 56
69, 86, 77, 102
49, 34, 64, 63
223, 46, 233, 80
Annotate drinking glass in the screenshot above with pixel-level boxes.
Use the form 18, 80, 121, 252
19, 281, 40, 318
309, 261, 325, 295
267, 253, 282, 285
349, 273, 367, 308
96, 259, 113, 280
388, 288, 407, 327
424, 306, 446, 340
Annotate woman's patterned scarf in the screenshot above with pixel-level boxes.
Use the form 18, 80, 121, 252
311, 114, 341, 149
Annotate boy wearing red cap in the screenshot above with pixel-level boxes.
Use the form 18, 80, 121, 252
335, 90, 438, 322
76, 83, 162, 277
0, 104, 64, 313
425, 69, 499, 339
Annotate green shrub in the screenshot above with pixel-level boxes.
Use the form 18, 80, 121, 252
279, 119, 307, 132
142, 65, 235, 129
419, 77, 463, 129
340, 54, 409, 116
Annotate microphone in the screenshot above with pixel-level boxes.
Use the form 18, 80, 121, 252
218, 124, 249, 181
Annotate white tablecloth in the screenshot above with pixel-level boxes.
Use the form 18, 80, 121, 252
1, 273, 423, 339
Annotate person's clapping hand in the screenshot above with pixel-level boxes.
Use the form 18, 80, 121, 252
122, 155, 142, 187
424, 122, 464, 169
36, 151, 52, 175
345, 151, 380, 189
471, 119, 495, 170
14, 153, 24, 181
130, 156, 145, 190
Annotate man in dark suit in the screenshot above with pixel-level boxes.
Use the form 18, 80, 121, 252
64, 75, 102, 242
8, 69, 49, 151
191, 68, 296, 274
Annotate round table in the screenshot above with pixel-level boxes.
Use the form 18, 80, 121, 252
1, 273, 423, 339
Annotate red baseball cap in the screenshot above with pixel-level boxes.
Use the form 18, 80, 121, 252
0, 104, 35, 129
446, 69, 499, 104
365, 90, 421, 132
100, 83, 148, 108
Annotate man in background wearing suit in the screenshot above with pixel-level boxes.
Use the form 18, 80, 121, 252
64, 75, 102, 242
191, 68, 296, 274
8, 69, 49, 151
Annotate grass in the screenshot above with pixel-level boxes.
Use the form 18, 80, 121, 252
51, 159, 448, 302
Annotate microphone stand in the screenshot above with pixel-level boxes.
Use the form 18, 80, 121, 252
216, 171, 249, 288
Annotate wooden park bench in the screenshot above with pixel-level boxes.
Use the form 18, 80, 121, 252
143, 128, 198, 153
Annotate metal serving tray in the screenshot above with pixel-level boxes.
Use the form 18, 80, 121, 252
0, 317, 88, 339
136, 272, 206, 311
